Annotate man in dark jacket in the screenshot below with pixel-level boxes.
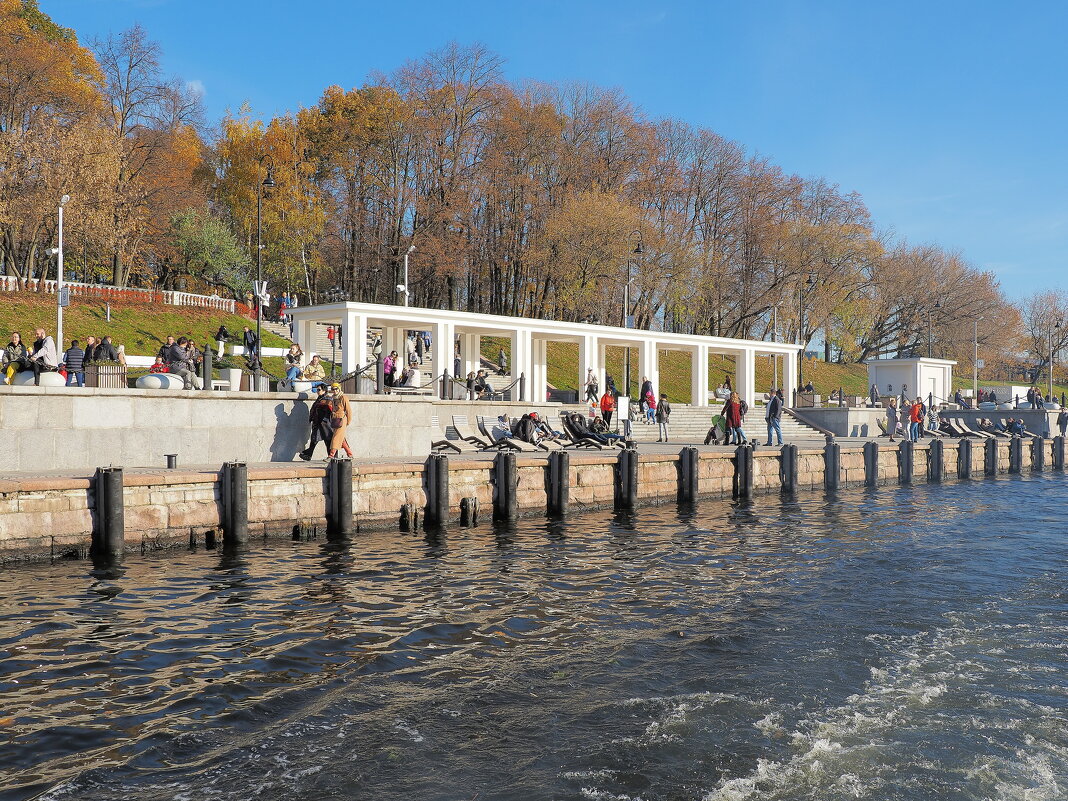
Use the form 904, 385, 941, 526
95, 335, 119, 362
157, 336, 176, 361
62, 340, 85, 387
242, 327, 259, 361
299, 385, 333, 460
764, 389, 784, 446
166, 337, 196, 389
83, 335, 98, 363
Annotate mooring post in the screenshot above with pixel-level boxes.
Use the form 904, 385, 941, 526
493, 451, 518, 521
616, 447, 639, 509
1009, 436, 1022, 474
824, 439, 841, 491
928, 439, 944, 483
984, 437, 998, 475
732, 445, 753, 499
677, 446, 699, 503
1054, 436, 1066, 471
781, 443, 799, 493
327, 457, 354, 538
863, 441, 879, 486
1031, 437, 1045, 472
898, 441, 914, 485
400, 503, 420, 531
460, 497, 480, 527
958, 438, 972, 479
424, 453, 450, 526
375, 357, 385, 394
92, 467, 124, 558
548, 449, 570, 515
222, 461, 248, 545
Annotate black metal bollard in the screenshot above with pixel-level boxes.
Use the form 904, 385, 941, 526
928, 439, 944, 483
1054, 436, 1066, 471
166, 454, 178, 469
984, 437, 998, 475
202, 345, 213, 391
863, 441, 879, 486
1031, 438, 1045, 472
425, 453, 449, 526
376, 357, 385, 394
1009, 436, 1022, 474
327, 457, 354, 538
92, 467, 124, 558
678, 446, 699, 503
493, 451, 519, 521
824, 440, 841, 491
898, 441, 914, 485
615, 447, 639, 509
958, 438, 972, 479
460, 496, 480, 527
781, 443, 799, 493
732, 445, 753, 499
519, 372, 526, 402
548, 450, 570, 515
222, 461, 248, 545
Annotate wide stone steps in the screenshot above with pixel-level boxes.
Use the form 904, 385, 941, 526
623, 405, 825, 442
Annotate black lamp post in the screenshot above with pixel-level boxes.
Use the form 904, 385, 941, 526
255, 157, 275, 380
927, 299, 942, 359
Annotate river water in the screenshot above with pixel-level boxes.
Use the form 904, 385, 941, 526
1, 474, 1066, 800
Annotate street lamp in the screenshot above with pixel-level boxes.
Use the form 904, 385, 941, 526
255, 157, 275, 379
1049, 319, 1062, 401
927, 299, 942, 359
973, 316, 983, 398
397, 244, 415, 307
48, 195, 71, 351
797, 273, 816, 390
623, 230, 643, 399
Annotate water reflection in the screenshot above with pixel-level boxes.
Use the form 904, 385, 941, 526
0, 475, 1065, 801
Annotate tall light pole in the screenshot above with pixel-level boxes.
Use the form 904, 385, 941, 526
973, 316, 982, 398
797, 273, 815, 389
54, 194, 70, 351
623, 229, 643, 399
927, 298, 942, 359
255, 158, 275, 378
398, 244, 415, 307
1049, 319, 1062, 401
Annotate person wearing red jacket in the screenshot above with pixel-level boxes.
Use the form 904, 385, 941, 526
599, 390, 616, 427
722, 391, 748, 445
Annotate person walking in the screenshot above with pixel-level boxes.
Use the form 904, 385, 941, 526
242, 326, 259, 363
764, 388, 784, 446
298, 385, 333, 460
599, 389, 616, 427
584, 368, 599, 404
62, 339, 85, 387
909, 398, 923, 442
1057, 408, 1068, 437
886, 397, 899, 443
498, 347, 508, 374
214, 325, 231, 357
655, 393, 671, 442
327, 383, 353, 458
644, 389, 657, 424
723, 391, 747, 445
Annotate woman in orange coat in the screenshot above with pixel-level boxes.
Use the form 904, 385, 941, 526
327, 383, 354, 458
599, 390, 616, 427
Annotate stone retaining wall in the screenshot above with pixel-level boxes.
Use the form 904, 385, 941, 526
0, 437, 1063, 561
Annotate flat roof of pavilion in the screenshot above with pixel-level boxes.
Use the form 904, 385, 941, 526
288, 301, 802, 355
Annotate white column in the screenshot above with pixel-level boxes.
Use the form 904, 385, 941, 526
737, 348, 756, 410
431, 321, 455, 387
459, 332, 479, 378
578, 336, 597, 402
638, 339, 659, 397
597, 342, 608, 397
691, 344, 709, 406
296, 317, 315, 365
532, 338, 548, 402
783, 349, 799, 406
341, 312, 366, 374
510, 327, 533, 402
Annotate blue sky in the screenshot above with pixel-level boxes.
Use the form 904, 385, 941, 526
48, 0, 1068, 297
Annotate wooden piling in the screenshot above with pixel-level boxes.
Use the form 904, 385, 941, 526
781, 444, 799, 494
616, 448, 639, 509
425, 453, 449, 526
824, 440, 841, 491
898, 441, 914, 485
928, 439, 944, 483
493, 451, 519, 521
863, 441, 879, 486
732, 445, 753, 499
92, 467, 124, 558
548, 450, 570, 515
222, 461, 248, 545
328, 457, 354, 538
678, 447, 699, 503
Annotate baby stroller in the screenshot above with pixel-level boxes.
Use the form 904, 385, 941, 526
703, 414, 727, 445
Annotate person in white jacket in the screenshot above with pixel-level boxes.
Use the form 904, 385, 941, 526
28, 328, 58, 386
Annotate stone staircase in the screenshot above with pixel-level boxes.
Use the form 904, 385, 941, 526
624, 404, 826, 443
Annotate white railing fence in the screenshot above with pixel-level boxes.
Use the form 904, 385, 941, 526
0, 276, 236, 314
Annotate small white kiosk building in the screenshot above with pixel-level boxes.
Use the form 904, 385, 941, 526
865, 357, 957, 403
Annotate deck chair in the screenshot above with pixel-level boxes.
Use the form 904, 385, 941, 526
476, 415, 541, 452
430, 414, 464, 452
452, 414, 494, 448
954, 418, 993, 438
556, 412, 604, 449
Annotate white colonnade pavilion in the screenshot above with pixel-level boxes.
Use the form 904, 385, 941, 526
287, 301, 803, 409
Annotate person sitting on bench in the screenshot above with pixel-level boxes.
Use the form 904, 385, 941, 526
27, 328, 58, 385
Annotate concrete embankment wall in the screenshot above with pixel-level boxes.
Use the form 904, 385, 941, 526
1, 437, 1064, 560
0, 385, 564, 471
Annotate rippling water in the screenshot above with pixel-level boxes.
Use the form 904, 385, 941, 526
1, 474, 1066, 800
